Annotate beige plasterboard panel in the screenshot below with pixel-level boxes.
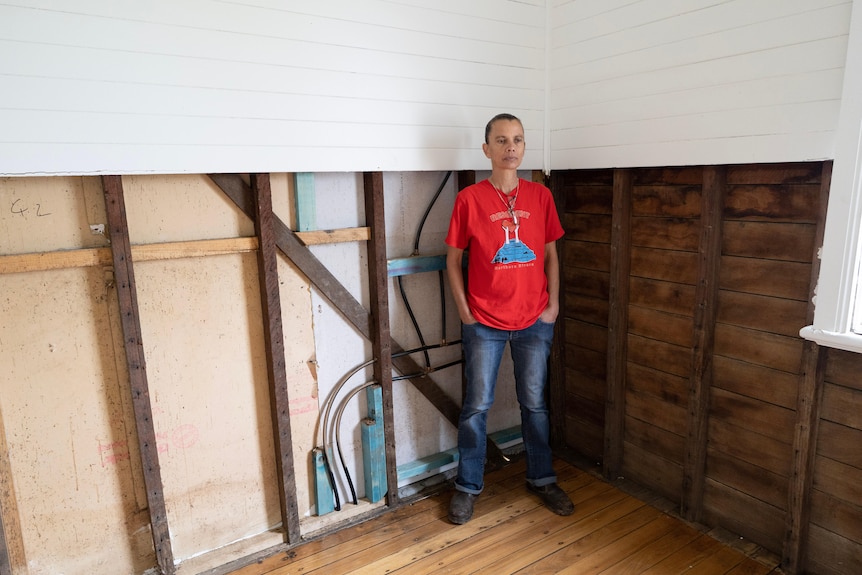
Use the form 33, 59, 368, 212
135, 254, 281, 560
0, 176, 109, 255
0, 266, 155, 575
123, 174, 254, 244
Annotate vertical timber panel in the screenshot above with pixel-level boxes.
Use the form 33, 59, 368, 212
102, 175, 175, 575
549, 170, 567, 447
682, 166, 725, 521
783, 162, 832, 574
363, 172, 398, 506
250, 173, 301, 544
604, 169, 632, 480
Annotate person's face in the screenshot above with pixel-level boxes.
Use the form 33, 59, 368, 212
482, 119, 525, 171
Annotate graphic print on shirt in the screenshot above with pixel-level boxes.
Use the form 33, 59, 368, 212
490, 209, 536, 264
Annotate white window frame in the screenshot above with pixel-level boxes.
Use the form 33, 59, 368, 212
801, 0, 862, 353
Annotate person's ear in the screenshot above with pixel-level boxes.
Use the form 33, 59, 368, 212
482, 142, 491, 158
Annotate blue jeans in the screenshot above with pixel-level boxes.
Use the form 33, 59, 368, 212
455, 319, 557, 494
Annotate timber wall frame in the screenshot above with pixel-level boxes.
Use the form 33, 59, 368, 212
0, 171, 507, 575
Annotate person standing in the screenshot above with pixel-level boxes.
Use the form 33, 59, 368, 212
445, 113, 574, 524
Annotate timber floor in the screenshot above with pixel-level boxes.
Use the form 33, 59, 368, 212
227, 456, 783, 575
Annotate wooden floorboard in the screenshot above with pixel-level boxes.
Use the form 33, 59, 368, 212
227, 457, 783, 575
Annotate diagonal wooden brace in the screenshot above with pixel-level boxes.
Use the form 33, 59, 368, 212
207, 174, 506, 465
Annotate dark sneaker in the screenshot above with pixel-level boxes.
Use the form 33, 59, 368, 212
448, 491, 478, 525
527, 482, 575, 516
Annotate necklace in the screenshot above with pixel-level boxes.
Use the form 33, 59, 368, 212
491, 178, 520, 224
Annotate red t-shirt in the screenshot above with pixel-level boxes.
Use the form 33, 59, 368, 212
445, 179, 564, 330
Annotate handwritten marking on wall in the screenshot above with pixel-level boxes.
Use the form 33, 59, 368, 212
98, 424, 200, 467
289, 395, 318, 416
9, 199, 52, 218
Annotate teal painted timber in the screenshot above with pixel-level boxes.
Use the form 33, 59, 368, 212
396, 426, 522, 483
362, 386, 387, 503
489, 425, 522, 446
293, 172, 316, 232
396, 448, 458, 481
313, 447, 335, 515
387, 254, 447, 277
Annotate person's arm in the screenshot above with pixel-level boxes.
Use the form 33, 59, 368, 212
540, 241, 560, 323
446, 245, 477, 325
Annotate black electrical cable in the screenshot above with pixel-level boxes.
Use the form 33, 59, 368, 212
321, 448, 341, 511
392, 358, 462, 382
398, 275, 430, 368
333, 381, 379, 505
412, 171, 452, 254
398, 171, 455, 369
438, 269, 446, 343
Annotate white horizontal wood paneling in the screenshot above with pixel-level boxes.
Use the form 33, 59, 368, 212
0, 0, 546, 175
550, 0, 853, 169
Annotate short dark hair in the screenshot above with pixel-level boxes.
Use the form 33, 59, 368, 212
485, 113, 522, 143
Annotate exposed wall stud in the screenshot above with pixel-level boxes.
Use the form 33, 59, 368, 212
102, 175, 175, 575
681, 165, 726, 521
603, 168, 632, 480
783, 162, 832, 574
363, 171, 398, 506
251, 173, 301, 543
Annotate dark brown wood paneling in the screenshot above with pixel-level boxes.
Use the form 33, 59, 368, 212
810, 490, 862, 547
629, 277, 696, 316
711, 355, 798, 410
562, 213, 613, 242
565, 319, 608, 354
710, 388, 795, 443
553, 161, 860, 575
806, 523, 862, 575
630, 217, 700, 251
816, 420, 862, 468
708, 419, 792, 477
622, 442, 683, 499
604, 169, 633, 479
626, 363, 688, 407
720, 256, 811, 301
565, 344, 606, 382
722, 221, 816, 262
563, 267, 609, 299
706, 448, 787, 509
564, 414, 604, 462
716, 291, 808, 338
702, 479, 785, 552
626, 389, 687, 437
627, 335, 691, 378
557, 169, 615, 465
630, 247, 699, 284
812, 456, 862, 514
713, 324, 803, 374
724, 184, 821, 222
627, 307, 692, 348
624, 417, 685, 463
563, 240, 611, 272
824, 348, 862, 391
726, 162, 823, 185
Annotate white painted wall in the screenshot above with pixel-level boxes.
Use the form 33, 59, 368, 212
0, 0, 547, 176
1, 1, 858, 175
549, 0, 852, 169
